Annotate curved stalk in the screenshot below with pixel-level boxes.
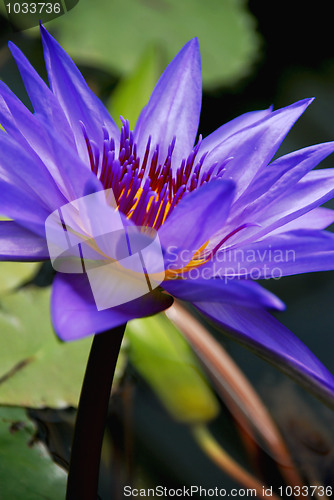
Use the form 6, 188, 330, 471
166, 303, 304, 489
66, 323, 126, 500
192, 424, 280, 500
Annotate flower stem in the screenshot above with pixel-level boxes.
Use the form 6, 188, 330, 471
166, 304, 304, 489
192, 424, 280, 500
66, 324, 126, 500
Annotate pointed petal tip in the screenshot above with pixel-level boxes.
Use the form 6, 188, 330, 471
39, 22, 55, 45
302, 96, 315, 107
271, 97, 314, 115
7, 41, 33, 76
293, 96, 314, 106
39, 21, 47, 33
179, 37, 201, 63
7, 40, 17, 54
188, 37, 200, 49
293, 96, 315, 110
271, 296, 286, 311
183, 37, 199, 48
7, 40, 28, 63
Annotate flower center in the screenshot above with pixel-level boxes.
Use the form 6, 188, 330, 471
81, 118, 226, 230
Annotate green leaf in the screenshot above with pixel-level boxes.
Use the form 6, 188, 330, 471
0, 406, 66, 499
48, 0, 259, 89
126, 314, 219, 424
109, 44, 163, 128
0, 262, 40, 295
0, 286, 93, 408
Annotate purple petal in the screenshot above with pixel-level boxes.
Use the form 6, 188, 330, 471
40, 25, 120, 155
270, 207, 334, 234
202, 99, 313, 196
195, 301, 334, 403
0, 84, 102, 202
213, 161, 334, 251
35, 114, 103, 201
0, 130, 66, 210
0, 180, 49, 236
202, 229, 334, 279
159, 179, 235, 268
0, 221, 49, 260
163, 277, 285, 310
0, 131, 69, 235
51, 273, 173, 341
232, 142, 334, 223
0, 81, 27, 143
247, 168, 334, 241
8, 42, 75, 146
0, 80, 54, 150
134, 38, 201, 169
199, 107, 273, 155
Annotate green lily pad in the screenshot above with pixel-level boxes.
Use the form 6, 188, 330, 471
126, 314, 219, 424
0, 406, 66, 499
0, 261, 40, 295
47, 0, 259, 89
0, 286, 93, 408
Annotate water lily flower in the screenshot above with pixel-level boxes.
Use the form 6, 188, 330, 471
1, 26, 334, 401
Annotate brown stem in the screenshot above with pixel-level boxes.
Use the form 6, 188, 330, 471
166, 303, 305, 490
193, 424, 281, 500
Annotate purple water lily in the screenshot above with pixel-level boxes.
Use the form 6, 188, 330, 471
1, 26, 334, 402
